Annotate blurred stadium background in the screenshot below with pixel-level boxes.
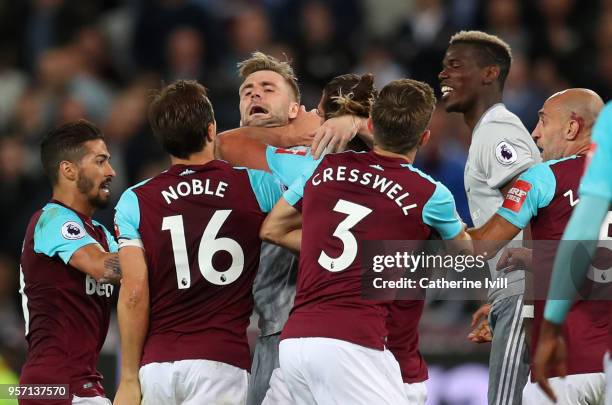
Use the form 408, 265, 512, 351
0, 0, 610, 403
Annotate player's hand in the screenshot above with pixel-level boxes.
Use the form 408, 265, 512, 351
286, 106, 319, 147
113, 378, 141, 405
533, 320, 567, 403
497, 247, 532, 271
311, 115, 363, 159
468, 304, 492, 343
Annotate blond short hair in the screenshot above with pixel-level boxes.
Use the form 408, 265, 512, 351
237, 52, 300, 102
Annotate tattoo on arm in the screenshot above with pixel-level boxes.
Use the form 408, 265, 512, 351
101, 254, 122, 284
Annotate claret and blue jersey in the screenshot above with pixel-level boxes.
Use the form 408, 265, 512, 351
19, 201, 116, 398
497, 153, 611, 377
278, 150, 463, 353
113, 160, 283, 371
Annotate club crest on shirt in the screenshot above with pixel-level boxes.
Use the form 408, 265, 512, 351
495, 141, 518, 165
61, 221, 86, 240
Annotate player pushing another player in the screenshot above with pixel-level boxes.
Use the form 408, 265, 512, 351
468, 89, 607, 404
113, 81, 284, 405
535, 101, 612, 404
260, 79, 470, 405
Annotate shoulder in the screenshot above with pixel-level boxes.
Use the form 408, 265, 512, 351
37, 203, 83, 232
400, 164, 438, 185
34, 204, 92, 249
520, 160, 557, 181
475, 106, 530, 143
118, 178, 152, 201
400, 164, 446, 197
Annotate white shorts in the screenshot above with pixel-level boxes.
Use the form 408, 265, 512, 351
605, 352, 612, 405
522, 373, 605, 405
261, 368, 294, 405
139, 359, 248, 405
279, 337, 407, 405
403, 381, 427, 405
72, 396, 111, 405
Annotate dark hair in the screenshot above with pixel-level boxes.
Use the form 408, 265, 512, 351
40, 119, 104, 185
321, 73, 376, 120
449, 30, 513, 89
148, 80, 214, 159
371, 79, 436, 154
321, 73, 377, 151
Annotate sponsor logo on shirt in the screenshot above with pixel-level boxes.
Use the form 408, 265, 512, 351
502, 179, 532, 212
61, 221, 86, 240
495, 141, 518, 165
275, 148, 307, 156
85, 274, 114, 297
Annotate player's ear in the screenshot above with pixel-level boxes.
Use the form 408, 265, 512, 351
206, 121, 216, 143
59, 160, 78, 182
482, 65, 500, 85
419, 130, 431, 148
367, 117, 374, 134
566, 119, 580, 140
288, 101, 299, 120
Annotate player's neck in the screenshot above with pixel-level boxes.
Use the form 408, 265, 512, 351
52, 188, 94, 218
170, 149, 215, 166
372, 145, 416, 164
465, 92, 503, 131
566, 138, 592, 157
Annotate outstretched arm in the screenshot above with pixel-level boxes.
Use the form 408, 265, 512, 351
69, 245, 122, 284
467, 214, 522, 258
217, 106, 320, 168
260, 198, 303, 254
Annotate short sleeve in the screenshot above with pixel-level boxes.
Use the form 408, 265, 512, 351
497, 163, 556, 229
580, 103, 612, 201
114, 188, 142, 248
282, 159, 320, 207
422, 183, 463, 240
246, 169, 284, 213
33, 206, 100, 264
476, 122, 539, 189
265, 146, 321, 186
95, 221, 118, 253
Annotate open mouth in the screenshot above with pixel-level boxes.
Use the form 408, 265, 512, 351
100, 179, 112, 193
441, 85, 454, 98
249, 105, 269, 116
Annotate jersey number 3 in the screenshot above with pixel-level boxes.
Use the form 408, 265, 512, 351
162, 210, 244, 289
319, 199, 372, 272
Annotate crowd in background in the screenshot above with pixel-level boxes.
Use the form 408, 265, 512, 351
0, 0, 611, 381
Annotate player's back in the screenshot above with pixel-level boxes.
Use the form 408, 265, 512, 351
116, 160, 270, 370
282, 151, 448, 350
20, 201, 114, 397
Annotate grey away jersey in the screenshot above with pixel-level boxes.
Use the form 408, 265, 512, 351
465, 103, 541, 302
252, 145, 311, 336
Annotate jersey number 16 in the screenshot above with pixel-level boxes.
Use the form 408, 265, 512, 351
162, 210, 244, 289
